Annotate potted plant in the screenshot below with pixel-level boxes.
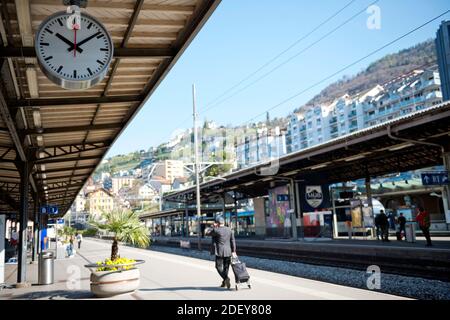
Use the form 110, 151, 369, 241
86, 209, 150, 297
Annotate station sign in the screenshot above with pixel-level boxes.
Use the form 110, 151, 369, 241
48, 218, 64, 225
40, 205, 59, 215
277, 194, 290, 202
421, 172, 449, 186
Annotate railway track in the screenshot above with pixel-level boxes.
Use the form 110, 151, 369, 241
152, 238, 450, 282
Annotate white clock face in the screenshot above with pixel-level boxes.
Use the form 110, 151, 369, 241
35, 11, 113, 90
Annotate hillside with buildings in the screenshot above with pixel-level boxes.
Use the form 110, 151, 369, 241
67, 38, 443, 227
304, 39, 437, 108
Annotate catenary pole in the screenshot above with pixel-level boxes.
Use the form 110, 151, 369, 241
193, 84, 202, 251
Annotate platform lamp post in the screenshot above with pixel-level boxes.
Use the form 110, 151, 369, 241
193, 84, 202, 251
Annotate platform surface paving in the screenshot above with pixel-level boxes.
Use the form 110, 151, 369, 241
0, 239, 409, 300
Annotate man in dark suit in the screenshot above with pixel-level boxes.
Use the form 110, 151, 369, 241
206, 216, 237, 289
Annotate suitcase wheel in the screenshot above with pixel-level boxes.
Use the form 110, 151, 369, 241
235, 285, 239, 291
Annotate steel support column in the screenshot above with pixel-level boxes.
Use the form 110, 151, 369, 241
443, 152, 450, 226
17, 160, 30, 284
365, 175, 375, 238
233, 191, 238, 232
222, 193, 226, 217
184, 201, 189, 238
32, 198, 39, 262
289, 179, 299, 240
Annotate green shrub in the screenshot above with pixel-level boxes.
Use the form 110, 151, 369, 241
82, 229, 98, 236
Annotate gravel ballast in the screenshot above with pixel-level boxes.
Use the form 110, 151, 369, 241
149, 244, 450, 300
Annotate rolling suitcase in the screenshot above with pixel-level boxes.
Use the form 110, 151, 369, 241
231, 257, 251, 290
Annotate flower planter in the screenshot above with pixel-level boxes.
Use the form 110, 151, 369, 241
90, 268, 140, 298
85, 259, 145, 298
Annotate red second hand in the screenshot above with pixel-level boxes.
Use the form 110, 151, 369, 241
74, 28, 77, 58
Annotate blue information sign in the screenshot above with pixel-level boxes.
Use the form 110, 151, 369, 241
40, 205, 59, 215
421, 172, 449, 186
277, 194, 290, 202
48, 218, 64, 224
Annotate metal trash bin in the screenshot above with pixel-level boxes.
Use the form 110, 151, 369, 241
405, 222, 417, 243
38, 251, 54, 285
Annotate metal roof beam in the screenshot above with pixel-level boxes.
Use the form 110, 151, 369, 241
0, 46, 174, 59
0, 187, 19, 211
36, 173, 89, 182
103, 0, 145, 96
38, 140, 112, 149
35, 155, 102, 165
9, 95, 143, 108
34, 165, 97, 174
46, 183, 84, 192
0, 84, 38, 195
22, 123, 122, 135
37, 143, 109, 160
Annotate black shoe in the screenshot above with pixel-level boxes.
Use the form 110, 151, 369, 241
426, 243, 433, 247
225, 278, 231, 289
220, 280, 225, 287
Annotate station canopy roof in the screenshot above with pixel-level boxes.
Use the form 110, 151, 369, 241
0, 0, 221, 216
164, 101, 450, 204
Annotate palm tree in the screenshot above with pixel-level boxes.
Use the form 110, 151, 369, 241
90, 208, 150, 261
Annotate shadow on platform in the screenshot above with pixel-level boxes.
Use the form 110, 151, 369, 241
139, 286, 228, 292
10, 289, 93, 300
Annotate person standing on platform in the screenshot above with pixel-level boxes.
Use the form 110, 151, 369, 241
76, 232, 83, 250
284, 216, 292, 238
416, 207, 432, 247
397, 213, 407, 240
378, 210, 390, 242
206, 216, 237, 289
375, 213, 382, 240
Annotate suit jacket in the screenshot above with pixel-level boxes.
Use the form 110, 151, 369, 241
208, 226, 236, 257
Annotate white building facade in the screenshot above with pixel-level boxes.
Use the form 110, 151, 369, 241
236, 126, 287, 169
287, 69, 442, 152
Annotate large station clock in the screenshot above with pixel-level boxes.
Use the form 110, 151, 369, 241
35, 11, 113, 90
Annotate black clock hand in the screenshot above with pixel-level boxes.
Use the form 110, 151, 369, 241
67, 31, 101, 52
56, 33, 83, 53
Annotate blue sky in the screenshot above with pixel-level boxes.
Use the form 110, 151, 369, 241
107, 0, 450, 157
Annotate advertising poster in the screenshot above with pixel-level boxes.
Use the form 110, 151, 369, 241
350, 200, 363, 228
362, 206, 374, 228
303, 212, 321, 237
300, 184, 331, 213
303, 211, 333, 238
266, 185, 290, 228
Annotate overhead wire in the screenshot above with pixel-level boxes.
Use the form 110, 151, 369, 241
239, 9, 450, 126
199, 0, 381, 116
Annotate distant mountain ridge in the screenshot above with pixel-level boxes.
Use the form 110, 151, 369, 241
300, 39, 437, 110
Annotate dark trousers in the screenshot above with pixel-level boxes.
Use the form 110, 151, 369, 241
420, 226, 432, 245
78, 241, 81, 249
399, 225, 406, 239
380, 225, 389, 240
215, 256, 231, 281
